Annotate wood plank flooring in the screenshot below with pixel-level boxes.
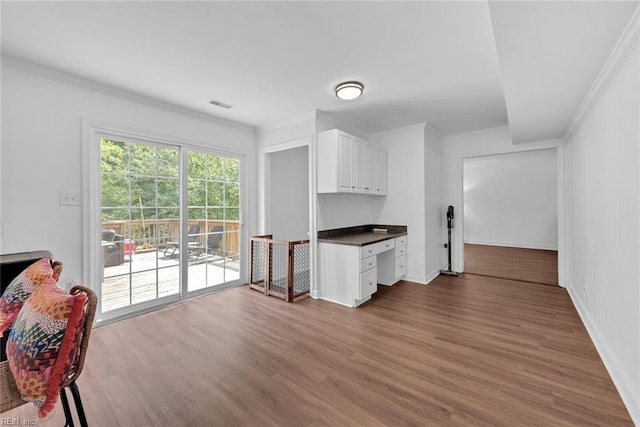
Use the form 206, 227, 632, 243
4, 273, 631, 425
465, 243, 559, 285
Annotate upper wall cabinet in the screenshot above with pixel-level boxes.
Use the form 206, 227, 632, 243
317, 129, 387, 196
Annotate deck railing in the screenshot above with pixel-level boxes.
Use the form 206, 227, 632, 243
101, 219, 240, 254
249, 235, 310, 302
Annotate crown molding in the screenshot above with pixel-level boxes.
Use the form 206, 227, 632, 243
2, 54, 256, 134
257, 110, 317, 134
370, 122, 428, 138
564, 5, 640, 140
315, 110, 372, 139
445, 124, 512, 140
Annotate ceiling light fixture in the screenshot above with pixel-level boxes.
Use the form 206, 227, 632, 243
335, 81, 364, 100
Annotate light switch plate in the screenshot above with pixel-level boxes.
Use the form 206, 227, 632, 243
59, 191, 80, 206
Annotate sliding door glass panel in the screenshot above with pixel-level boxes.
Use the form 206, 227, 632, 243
100, 139, 180, 314
187, 151, 241, 292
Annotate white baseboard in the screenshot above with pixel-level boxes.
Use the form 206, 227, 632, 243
464, 239, 557, 251
404, 274, 428, 285
317, 296, 354, 308
403, 269, 441, 286
567, 285, 639, 424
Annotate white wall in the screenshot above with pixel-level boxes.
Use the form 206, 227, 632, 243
1, 60, 258, 287
463, 149, 557, 250
372, 124, 432, 283
424, 124, 444, 280
267, 145, 309, 241
564, 15, 640, 422
440, 126, 561, 272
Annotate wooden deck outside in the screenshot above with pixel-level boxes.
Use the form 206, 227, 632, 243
101, 250, 240, 313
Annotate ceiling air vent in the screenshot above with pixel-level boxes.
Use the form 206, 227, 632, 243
209, 99, 233, 109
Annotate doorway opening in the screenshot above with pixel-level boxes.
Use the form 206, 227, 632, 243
265, 145, 310, 241
462, 148, 558, 285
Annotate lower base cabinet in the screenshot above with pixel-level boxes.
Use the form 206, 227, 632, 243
318, 235, 407, 307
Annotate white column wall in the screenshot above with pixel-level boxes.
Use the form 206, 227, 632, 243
372, 124, 428, 283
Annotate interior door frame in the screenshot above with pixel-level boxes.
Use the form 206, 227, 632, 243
455, 141, 566, 286
259, 137, 316, 295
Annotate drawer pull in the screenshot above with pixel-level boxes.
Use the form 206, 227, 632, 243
369, 262, 372, 266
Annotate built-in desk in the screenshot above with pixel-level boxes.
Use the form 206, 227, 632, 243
318, 225, 407, 307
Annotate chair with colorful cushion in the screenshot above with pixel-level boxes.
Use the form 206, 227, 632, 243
0, 252, 96, 427
59, 284, 97, 427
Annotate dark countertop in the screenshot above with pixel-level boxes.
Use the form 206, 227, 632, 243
318, 224, 407, 247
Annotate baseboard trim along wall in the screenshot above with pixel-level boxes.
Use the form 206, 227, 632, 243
401, 268, 443, 286
464, 239, 558, 251
567, 285, 639, 424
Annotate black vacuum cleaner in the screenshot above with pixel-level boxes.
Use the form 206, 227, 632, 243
440, 205, 458, 276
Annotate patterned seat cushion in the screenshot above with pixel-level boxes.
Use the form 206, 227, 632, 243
6, 277, 87, 417
0, 258, 56, 334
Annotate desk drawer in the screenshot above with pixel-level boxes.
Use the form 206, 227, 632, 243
359, 268, 377, 299
395, 236, 407, 246
395, 245, 406, 258
360, 255, 377, 272
360, 239, 395, 258
395, 255, 406, 279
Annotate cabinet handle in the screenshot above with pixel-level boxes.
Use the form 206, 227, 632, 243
352, 186, 355, 189
365, 187, 370, 190
369, 282, 373, 285
369, 262, 372, 266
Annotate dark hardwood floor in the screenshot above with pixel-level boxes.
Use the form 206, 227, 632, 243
4, 268, 631, 425
464, 243, 559, 285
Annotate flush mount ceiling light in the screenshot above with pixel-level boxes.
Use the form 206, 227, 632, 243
335, 81, 364, 100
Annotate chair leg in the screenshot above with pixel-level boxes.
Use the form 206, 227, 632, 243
69, 382, 88, 427
60, 387, 75, 427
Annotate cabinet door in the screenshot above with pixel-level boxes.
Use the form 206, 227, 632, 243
359, 268, 377, 300
338, 133, 353, 191
352, 137, 365, 192
363, 144, 375, 193
376, 149, 388, 195
395, 255, 406, 280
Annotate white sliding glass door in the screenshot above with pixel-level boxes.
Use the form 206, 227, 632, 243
186, 150, 241, 292
94, 132, 244, 321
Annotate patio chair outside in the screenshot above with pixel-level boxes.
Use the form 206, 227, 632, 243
163, 224, 201, 257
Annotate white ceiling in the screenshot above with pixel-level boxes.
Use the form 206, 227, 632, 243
1, 1, 637, 139
490, 0, 638, 143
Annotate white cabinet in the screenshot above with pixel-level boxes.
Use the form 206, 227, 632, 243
319, 242, 379, 307
317, 129, 386, 195
360, 268, 377, 300
337, 132, 352, 191
378, 236, 407, 285
375, 149, 387, 196
319, 234, 407, 307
